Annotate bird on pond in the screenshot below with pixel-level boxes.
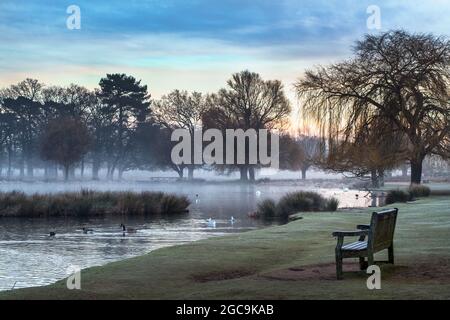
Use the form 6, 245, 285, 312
230, 216, 236, 224
82, 227, 94, 234
120, 224, 137, 234
49, 232, 56, 237
206, 218, 216, 228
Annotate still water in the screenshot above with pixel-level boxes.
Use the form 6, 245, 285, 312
0, 181, 377, 291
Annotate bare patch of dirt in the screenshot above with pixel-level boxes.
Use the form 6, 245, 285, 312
388, 259, 450, 283
260, 262, 363, 281
191, 269, 256, 283
259, 258, 450, 283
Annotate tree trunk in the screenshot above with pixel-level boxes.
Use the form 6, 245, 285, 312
187, 166, 194, 180
64, 165, 70, 181
301, 168, 307, 180
377, 169, 385, 187
92, 160, 100, 180
19, 156, 25, 179
248, 166, 256, 182
26, 160, 33, 178
80, 158, 85, 178
69, 167, 75, 179
410, 157, 424, 185
7, 145, 12, 179
371, 169, 380, 188
239, 166, 248, 182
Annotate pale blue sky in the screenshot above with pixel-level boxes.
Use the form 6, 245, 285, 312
0, 0, 449, 98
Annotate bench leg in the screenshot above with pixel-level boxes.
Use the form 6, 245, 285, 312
359, 257, 368, 270
368, 252, 374, 267
388, 244, 394, 264
336, 252, 343, 280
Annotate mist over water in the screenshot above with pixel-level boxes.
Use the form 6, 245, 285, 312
0, 174, 374, 291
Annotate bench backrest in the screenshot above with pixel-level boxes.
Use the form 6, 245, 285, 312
368, 208, 398, 251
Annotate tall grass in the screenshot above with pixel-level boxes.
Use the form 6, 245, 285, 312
385, 189, 412, 205
384, 184, 431, 205
257, 191, 339, 218
0, 190, 190, 218
408, 184, 431, 198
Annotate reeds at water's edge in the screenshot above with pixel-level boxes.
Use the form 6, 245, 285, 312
0, 189, 190, 217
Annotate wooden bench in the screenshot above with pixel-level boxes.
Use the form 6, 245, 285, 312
332, 208, 398, 280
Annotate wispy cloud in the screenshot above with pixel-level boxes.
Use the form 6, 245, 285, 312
0, 0, 449, 96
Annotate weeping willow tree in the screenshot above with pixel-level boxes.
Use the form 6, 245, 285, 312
319, 115, 408, 187
296, 30, 450, 185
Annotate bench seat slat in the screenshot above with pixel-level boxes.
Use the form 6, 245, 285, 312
342, 241, 367, 251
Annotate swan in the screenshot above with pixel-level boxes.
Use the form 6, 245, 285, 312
230, 216, 236, 223
207, 218, 216, 228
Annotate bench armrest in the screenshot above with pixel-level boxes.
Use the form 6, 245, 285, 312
356, 224, 370, 230
333, 230, 369, 250
332, 230, 368, 237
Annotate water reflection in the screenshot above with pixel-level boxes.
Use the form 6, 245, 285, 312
0, 182, 379, 291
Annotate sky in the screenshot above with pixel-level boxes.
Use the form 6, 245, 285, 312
0, 0, 449, 103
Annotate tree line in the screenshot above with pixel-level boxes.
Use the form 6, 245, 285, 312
0, 71, 317, 182
1, 30, 448, 185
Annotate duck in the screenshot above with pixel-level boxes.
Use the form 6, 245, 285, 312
120, 224, 137, 234
82, 227, 94, 234
49, 232, 56, 237
230, 216, 236, 223
206, 218, 216, 228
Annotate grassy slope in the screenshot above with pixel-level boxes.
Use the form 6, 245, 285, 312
2, 196, 450, 300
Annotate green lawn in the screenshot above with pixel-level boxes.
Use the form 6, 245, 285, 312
2, 196, 450, 300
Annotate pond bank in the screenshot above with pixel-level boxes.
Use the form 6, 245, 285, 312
2, 196, 450, 299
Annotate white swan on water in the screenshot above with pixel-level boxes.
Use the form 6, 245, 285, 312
207, 218, 216, 228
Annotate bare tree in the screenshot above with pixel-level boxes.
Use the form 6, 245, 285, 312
203, 70, 291, 182
296, 134, 321, 180
296, 30, 450, 185
40, 117, 91, 181
153, 90, 207, 179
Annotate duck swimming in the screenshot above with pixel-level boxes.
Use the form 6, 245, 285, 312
49, 232, 56, 237
82, 227, 94, 234
120, 224, 137, 233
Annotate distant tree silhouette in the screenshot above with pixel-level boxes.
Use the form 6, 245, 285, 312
2, 96, 44, 178
153, 90, 207, 179
40, 117, 90, 181
97, 74, 151, 179
296, 135, 321, 180
203, 71, 291, 182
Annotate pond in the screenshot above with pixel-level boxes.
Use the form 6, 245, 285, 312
0, 181, 379, 291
